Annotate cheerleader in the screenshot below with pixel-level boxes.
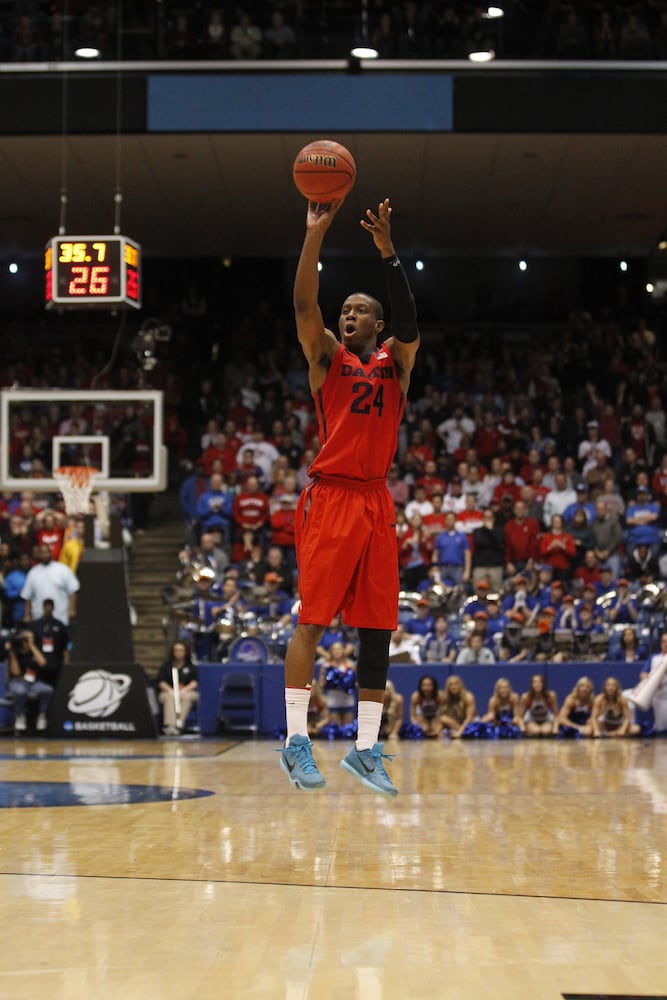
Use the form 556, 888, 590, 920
557, 676, 595, 737
592, 676, 640, 738
519, 673, 559, 736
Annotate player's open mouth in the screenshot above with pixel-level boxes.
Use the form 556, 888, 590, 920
344, 324, 355, 336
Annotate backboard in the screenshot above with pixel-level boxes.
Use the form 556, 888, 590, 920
0, 388, 167, 493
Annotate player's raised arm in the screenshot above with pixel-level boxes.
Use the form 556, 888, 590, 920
293, 200, 344, 367
361, 198, 420, 393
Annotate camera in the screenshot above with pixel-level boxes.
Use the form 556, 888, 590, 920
9, 630, 30, 652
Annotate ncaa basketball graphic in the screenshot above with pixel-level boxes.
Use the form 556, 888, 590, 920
68, 670, 132, 718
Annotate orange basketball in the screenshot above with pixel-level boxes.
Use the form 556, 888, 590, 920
292, 139, 356, 202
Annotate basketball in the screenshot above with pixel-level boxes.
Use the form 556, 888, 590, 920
292, 139, 356, 202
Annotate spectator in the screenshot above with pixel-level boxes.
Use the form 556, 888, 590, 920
470, 509, 505, 591
409, 675, 444, 738
480, 677, 522, 733
543, 472, 577, 527
318, 642, 357, 727
557, 676, 595, 737
379, 680, 404, 740
456, 630, 496, 665
519, 674, 558, 736
28, 597, 69, 688
195, 472, 234, 542
229, 10, 262, 59
625, 485, 661, 553
608, 578, 638, 626
569, 507, 595, 568
20, 543, 79, 627
432, 510, 471, 586
504, 499, 540, 578
157, 640, 199, 736
231, 475, 270, 560
388, 624, 421, 664
592, 677, 640, 738
538, 513, 576, 581
440, 674, 477, 738
421, 613, 457, 663
5, 628, 51, 734
626, 542, 660, 584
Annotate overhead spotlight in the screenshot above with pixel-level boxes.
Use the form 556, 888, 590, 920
222, 257, 233, 269
518, 259, 527, 271
317, 261, 323, 272
468, 48, 495, 62
619, 260, 628, 272
483, 6, 505, 18
350, 0, 379, 60
350, 45, 379, 59
646, 283, 655, 293
8, 261, 18, 274
74, 45, 101, 58
415, 260, 424, 272
658, 241, 667, 251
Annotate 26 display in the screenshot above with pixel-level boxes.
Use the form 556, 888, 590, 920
45, 235, 141, 309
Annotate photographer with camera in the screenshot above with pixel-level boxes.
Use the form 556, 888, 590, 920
5, 628, 52, 734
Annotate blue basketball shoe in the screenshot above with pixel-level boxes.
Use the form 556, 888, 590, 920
279, 735, 326, 791
339, 742, 398, 797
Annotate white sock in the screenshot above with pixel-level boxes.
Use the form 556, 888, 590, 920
285, 687, 311, 744
356, 701, 383, 751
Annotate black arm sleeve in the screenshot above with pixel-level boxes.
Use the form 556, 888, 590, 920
383, 255, 419, 343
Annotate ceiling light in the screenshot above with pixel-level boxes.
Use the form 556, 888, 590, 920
619, 260, 628, 272
468, 49, 495, 62
646, 283, 654, 293
415, 260, 424, 271
350, 45, 379, 59
74, 46, 101, 59
484, 6, 505, 18
518, 259, 527, 271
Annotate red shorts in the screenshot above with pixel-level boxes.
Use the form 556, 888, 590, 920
295, 476, 399, 630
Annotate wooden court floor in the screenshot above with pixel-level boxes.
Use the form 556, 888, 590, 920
1, 735, 666, 1000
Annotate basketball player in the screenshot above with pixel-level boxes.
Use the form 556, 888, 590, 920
279, 197, 420, 796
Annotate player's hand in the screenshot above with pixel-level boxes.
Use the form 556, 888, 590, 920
361, 198, 395, 257
306, 198, 345, 232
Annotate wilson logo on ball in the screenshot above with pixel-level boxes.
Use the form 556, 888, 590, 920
293, 139, 356, 202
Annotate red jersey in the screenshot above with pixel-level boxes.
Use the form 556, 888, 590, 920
310, 343, 405, 482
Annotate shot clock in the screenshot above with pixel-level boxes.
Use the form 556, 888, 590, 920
45, 235, 141, 309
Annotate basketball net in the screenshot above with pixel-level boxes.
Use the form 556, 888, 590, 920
54, 466, 100, 516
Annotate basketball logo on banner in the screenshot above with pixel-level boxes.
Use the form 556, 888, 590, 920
67, 669, 132, 718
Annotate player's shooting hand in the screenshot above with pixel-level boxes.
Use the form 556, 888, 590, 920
360, 198, 395, 257
306, 198, 345, 233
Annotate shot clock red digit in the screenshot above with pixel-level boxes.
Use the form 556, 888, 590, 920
44, 235, 141, 309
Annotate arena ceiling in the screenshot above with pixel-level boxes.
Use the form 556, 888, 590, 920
2, 131, 667, 263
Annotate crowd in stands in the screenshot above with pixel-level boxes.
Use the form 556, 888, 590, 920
2, 270, 667, 735
1, 2, 666, 63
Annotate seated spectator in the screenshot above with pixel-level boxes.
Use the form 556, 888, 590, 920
611, 626, 645, 664
404, 597, 435, 638
5, 628, 51, 734
557, 676, 596, 737
420, 613, 456, 663
231, 475, 270, 561
315, 614, 357, 661
592, 677, 640, 738
456, 630, 496, 665
608, 578, 638, 626
409, 675, 445, 738
455, 493, 485, 535
481, 677, 522, 734
318, 642, 356, 726
440, 674, 477, 738
626, 542, 660, 583
379, 680, 404, 741
498, 610, 529, 662
573, 548, 602, 589
519, 674, 558, 736
388, 624, 421, 664
156, 640, 199, 736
